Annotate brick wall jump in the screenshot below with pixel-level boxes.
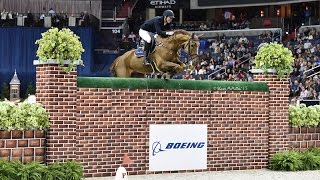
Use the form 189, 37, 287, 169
35, 64, 290, 178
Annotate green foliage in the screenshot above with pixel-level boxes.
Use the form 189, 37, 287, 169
254, 42, 294, 78
301, 150, 320, 170
35, 27, 85, 74
0, 82, 10, 100
270, 149, 320, 171
0, 101, 49, 131
0, 160, 17, 180
0, 160, 84, 180
47, 161, 84, 180
0, 101, 15, 130
270, 150, 303, 171
289, 104, 320, 127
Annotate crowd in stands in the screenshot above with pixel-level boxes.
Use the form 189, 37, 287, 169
175, 10, 251, 31
0, 8, 91, 28
288, 28, 320, 102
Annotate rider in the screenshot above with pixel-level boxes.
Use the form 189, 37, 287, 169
139, 9, 175, 65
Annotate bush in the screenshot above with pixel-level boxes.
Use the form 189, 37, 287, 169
270, 148, 320, 171
254, 42, 294, 78
289, 104, 320, 127
0, 160, 84, 180
301, 150, 320, 170
270, 150, 302, 171
35, 27, 85, 74
0, 101, 49, 131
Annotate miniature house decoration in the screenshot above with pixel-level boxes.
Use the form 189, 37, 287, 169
10, 70, 20, 101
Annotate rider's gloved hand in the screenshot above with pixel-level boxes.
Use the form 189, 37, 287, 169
166, 31, 174, 36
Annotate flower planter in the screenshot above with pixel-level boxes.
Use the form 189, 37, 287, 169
250, 68, 277, 74
33, 59, 82, 65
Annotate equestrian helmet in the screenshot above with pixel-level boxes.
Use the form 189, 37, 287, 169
163, 10, 175, 18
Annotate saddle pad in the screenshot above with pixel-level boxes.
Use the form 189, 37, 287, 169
134, 47, 144, 57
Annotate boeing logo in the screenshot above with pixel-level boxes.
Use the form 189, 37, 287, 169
151, 141, 205, 156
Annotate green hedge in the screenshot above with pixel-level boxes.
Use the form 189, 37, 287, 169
0, 101, 49, 131
77, 77, 269, 92
270, 148, 320, 171
0, 160, 83, 180
289, 104, 320, 127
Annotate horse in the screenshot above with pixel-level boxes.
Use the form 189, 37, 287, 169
110, 29, 200, 78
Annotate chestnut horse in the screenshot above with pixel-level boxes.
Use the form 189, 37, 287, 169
110, 29, 200, 78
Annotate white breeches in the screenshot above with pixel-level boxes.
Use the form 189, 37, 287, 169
139, 29, 151, 43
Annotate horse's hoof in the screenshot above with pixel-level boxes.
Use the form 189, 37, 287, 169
165, 74, 171, 80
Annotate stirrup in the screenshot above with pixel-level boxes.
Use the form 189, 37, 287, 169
143, 59, 150, 65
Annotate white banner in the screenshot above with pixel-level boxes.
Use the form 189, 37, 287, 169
149, 124, 207, 171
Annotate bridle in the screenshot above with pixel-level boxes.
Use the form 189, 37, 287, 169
184, 33, 198, 61
157, 32, 198, 60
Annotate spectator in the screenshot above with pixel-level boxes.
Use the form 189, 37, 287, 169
25, 11, 34, 27
48, 8, 55, 16
128, 32, 136, 42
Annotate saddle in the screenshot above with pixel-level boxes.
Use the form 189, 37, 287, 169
134, 37, 156, 58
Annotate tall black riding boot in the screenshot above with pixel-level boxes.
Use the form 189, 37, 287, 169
143, 42, 151, 65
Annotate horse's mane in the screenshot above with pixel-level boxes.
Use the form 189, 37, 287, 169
173, 29, 191, 36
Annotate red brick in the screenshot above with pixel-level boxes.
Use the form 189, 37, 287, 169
12, 149, 22, 157
6, 140, 16, 148
308, 141, 315, 148
11, 130, 23, 139
0, 149, 10, 157
18, 140, 28, 147
24, 131, 34, 138
29, 139, 40, 147
35, 148, 45, 156
24, 148, 34, 156
0, 131, 11, 139
35, 130, 45, 138
301, 142, 307, 149
0, 140, 4, 148
312, 134, 319, 140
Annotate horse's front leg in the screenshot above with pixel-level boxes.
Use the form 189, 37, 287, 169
159, 61, 184, 75
175, 58, 186, 69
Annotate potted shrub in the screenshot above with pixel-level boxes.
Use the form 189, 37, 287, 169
251, 42, 294, 78
289, 104, 320, 128
34, 27, 85, 74
0, 101, 49, 131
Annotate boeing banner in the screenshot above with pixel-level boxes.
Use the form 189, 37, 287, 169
149, 124, 207, 171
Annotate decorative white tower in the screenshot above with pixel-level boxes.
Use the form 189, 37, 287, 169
10, 70, 20, 101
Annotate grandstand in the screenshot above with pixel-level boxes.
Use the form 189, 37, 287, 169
0, 0, 320, 104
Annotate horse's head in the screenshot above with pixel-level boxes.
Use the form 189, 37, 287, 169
172, 30, 200, 61
182, 33, 200, 60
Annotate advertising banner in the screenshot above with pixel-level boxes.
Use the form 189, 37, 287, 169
148, 0, 177, 9
149, 124, 207, 171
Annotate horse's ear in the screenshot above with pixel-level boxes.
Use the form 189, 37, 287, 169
191, 33, 195, 39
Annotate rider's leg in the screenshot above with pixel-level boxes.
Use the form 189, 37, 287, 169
138, 29, 152, 65
144, 42, 151, 65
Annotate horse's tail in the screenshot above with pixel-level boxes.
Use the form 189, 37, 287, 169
110, 56, 120, 77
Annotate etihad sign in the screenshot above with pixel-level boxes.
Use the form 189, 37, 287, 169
149, 0, 176, 8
